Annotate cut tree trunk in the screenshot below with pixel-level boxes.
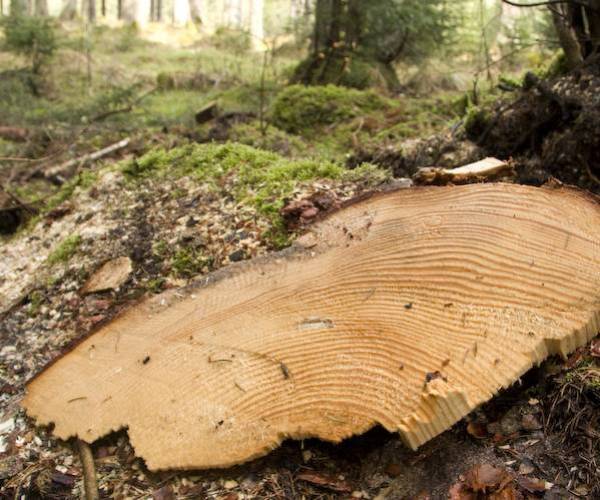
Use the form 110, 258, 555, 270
22, 183, 600, 471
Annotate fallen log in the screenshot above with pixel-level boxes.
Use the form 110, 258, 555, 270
22, 183, 600, 471
0, 126, 29, 143
195, 101, 219, 124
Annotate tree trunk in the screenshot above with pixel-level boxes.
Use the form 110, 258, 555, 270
295, 0, 374, 88
86, 0, 95, 22
121, 0, 136, 21
10, 0, 27, 16
59, 0, 77, 20
549, 5, 584, 69
249, 0, 264, 48
34, 0, 47, 15
587, 0, 600, 55
226, 0, 241, 27
188, 0, 201, 24
117, 0, 122, 19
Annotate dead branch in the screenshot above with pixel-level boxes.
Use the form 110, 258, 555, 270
0, 126, 29, 143
45, 137, 131, 184
77, 439, 99, 500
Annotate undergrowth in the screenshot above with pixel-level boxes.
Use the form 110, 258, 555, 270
46, 233, 81, 266
121, 142, 389, 244
271, 84, 389, 134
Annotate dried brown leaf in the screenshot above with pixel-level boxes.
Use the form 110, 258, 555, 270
296, 471, 352, 493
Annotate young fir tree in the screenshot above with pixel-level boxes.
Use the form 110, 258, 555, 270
292, 0, 456, 91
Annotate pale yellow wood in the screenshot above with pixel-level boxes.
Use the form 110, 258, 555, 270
415, 157, 514, 184
23, 184, 600, 471
81, 257, 133, 294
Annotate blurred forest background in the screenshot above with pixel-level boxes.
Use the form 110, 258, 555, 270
0, 0, 566, 169
3, 0, 594, 234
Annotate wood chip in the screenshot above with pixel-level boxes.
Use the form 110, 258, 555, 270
81, 257, 133, 294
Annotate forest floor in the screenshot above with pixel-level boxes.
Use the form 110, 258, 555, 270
1, 26, 599, 500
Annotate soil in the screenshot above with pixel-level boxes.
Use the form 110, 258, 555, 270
352, 65, 600, 196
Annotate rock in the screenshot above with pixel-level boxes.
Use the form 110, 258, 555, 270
499, 408, 522, 436
228, 249, 246, 262
152, 485, 175, 500
81, 257, 133, 294
223, 479, 238, 490
521, 414, 542, 431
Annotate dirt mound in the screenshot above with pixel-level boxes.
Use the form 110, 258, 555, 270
352, 65, 600, 194
466, 66, 600, 193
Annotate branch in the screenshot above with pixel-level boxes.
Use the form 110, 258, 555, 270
501, 0, 598, 11
45, 137, 131, 184
77, 439, 99, 500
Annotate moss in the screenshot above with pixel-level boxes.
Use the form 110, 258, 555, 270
46, 171, 99, 212
121, 143, 389, 244
539, 52, 569, 80
152, 240, 168, 258
228, 120, 306, 156
499, 75, 522, 91
291, 53, 374, 90
27, 290, 44, 315
146, 277, 166, 293
156, 72, 175, 91
464, 106, 490, 140
270, 84, 388, 134
564, 359, 600, 389
47, 233, 81, 266
171, 247, 213, 278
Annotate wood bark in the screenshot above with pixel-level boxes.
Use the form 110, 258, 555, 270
10, 0, 27, 16
550, 5, 584, 69
86, 0, 95, 22
59, 0, 77, 20
34, 0, 47, 16
22, 184, 600, 471
0, 126, 29, 142
188, 0, 201, 24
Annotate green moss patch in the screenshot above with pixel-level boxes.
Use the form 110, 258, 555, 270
47, 233, 81, 266
121, 142, 389, 245
270, 84, 388, 134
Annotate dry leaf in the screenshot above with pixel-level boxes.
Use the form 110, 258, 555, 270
297, 471, 352, 493
81, 257, 133, 294
464, 464, 511, 493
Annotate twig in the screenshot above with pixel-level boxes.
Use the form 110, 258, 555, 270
501, 0, 598, 11
45, 137, 131, 184
77, 439, 99, 500
0, 183, 37, 215
580, 155, 600, 186
90, 87, 156, 123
